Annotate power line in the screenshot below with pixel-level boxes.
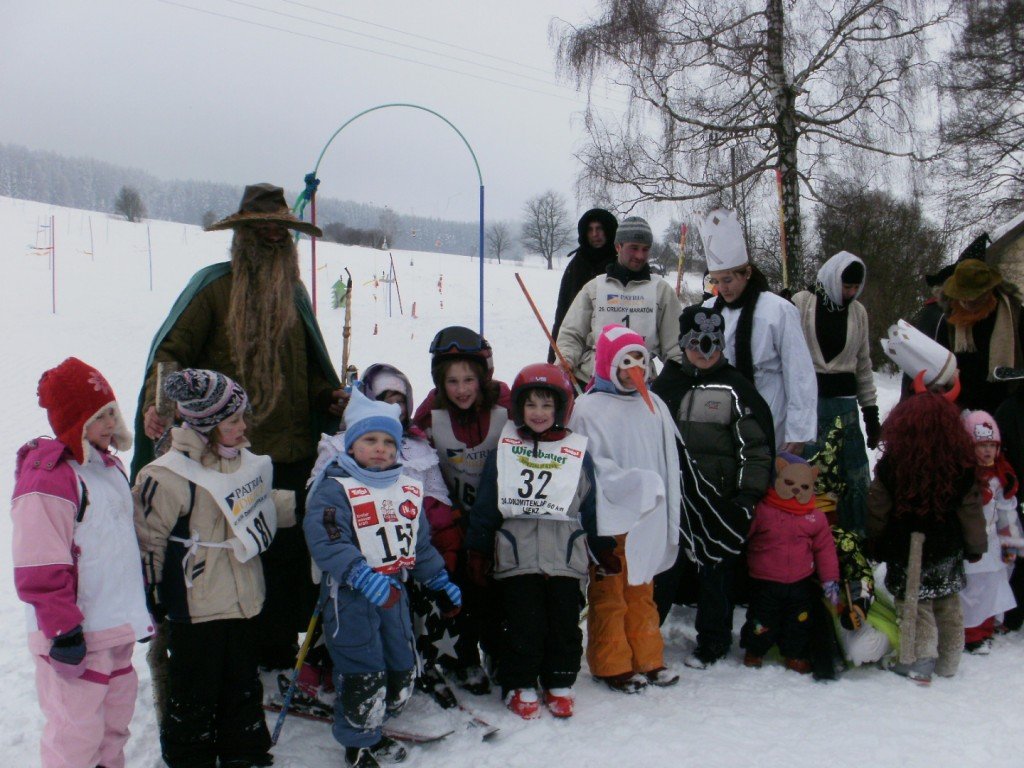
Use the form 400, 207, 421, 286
222, 0, 581, 94
279, 0, 558, 77
157, 0, 627, 110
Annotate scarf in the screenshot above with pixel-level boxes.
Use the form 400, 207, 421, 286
949, 291, 1020, 376
335, 451, 404, 489
764, 487, 815, 515
716, 280, 763, 384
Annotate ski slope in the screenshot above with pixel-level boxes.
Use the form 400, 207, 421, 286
0, 195, 1021, 767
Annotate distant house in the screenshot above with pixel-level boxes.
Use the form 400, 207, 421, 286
989, 211, 1024, 292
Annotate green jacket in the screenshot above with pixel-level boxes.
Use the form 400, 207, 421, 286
131, 262, 341, 481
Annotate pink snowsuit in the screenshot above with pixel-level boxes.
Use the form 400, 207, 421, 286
12, 438, 153, 768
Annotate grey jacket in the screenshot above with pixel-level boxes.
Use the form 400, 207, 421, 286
466, 438, 600, 579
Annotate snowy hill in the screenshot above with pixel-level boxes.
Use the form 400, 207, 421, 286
0, 195, 1020, 767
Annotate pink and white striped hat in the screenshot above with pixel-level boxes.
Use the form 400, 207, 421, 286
163, 368, 249, 433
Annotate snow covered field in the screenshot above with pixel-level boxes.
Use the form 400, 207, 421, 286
1, 195, 1021, 767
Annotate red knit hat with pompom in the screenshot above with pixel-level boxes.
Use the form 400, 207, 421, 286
37, 357, 132, 463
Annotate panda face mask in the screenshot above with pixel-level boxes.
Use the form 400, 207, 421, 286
680, 311, 725, 360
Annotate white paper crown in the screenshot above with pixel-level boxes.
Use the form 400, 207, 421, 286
880, 320, 957, 387
700, 208, 749, 272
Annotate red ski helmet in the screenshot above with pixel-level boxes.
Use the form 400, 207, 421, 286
429, 325, 494, 389
511, 363, 576, 430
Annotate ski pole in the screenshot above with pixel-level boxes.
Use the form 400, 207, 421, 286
514, 272, 582, 394
271, 599, 325, 745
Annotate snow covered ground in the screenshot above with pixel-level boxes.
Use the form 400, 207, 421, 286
1, 195, 1021, 767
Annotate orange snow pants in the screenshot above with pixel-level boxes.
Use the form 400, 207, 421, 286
586, 536, 664, 677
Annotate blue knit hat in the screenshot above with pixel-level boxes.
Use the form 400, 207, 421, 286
344, 385, 403, 452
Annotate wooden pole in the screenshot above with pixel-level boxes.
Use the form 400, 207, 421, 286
50, 215, 56, 314
515, 272, 582, 394
674, 223, 688, 298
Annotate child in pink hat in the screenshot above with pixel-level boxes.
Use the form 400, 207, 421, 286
961, 410, 1021, 653
12, 358, 152, 768
569, 324, 681, 692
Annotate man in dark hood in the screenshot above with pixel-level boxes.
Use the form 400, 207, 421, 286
548, 208, 618, 363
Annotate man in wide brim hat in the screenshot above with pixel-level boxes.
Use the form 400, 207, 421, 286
205, 182, 322, 238
942, 258, 1004, 300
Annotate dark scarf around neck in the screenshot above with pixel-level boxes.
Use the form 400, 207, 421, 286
716, 281, 763, 384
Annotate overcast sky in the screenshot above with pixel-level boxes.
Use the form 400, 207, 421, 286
2, 0, 645, 225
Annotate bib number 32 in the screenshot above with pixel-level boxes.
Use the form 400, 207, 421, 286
518, 469, 552, 500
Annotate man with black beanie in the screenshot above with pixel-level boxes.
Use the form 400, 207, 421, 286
548, 209, 619, 363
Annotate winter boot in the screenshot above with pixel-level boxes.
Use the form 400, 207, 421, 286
645, 667, 680, 687
964, 638, 992, 655
784, 658, 812, 675
454, 665, 491, 696
415, 665, 457, 709
743, 653, 763, 669
684, 646, 725, 670
598, 672, 648, 694
345, 746, 381, 768
505, 688, 541, 720
369, 735, 408, 764
889, 657, 934, 685
543, 688, 575, 718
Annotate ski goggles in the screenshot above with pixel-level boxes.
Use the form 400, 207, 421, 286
429, 326, 490, 356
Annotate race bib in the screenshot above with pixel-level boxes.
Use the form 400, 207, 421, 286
336, 475, 423, 575
432, 407, 506, 508
593, 277, 658, 343
496, 423, 587, 521
152, 449, 276, 563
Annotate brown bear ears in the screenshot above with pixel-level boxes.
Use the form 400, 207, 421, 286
775, 455, 819, 479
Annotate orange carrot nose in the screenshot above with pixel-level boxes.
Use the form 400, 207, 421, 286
625, 366, 655, 413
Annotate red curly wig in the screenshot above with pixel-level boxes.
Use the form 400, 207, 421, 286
878, 392, 975, 520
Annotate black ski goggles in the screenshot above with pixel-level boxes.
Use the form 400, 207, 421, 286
429, 326, 489, 356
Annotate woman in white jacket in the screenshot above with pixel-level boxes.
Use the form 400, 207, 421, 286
700, 209, 818, 454
792, 251, 878, 533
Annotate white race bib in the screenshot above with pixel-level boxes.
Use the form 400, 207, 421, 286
593, 277, 658, 343
335, 475, 423, 575
496, 423, 587, 521
431, 407, 507, 508
153, 449, 277, 563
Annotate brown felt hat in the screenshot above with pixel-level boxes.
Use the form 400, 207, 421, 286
205, 183, 322, 237
942, 258, 1003, 300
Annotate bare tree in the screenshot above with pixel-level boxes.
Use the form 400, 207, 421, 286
554, 0, 949, 287
114, 185, 146, 223
487, 221, 512, 263
521, 191, 574, 269
939, 0, 1024, 226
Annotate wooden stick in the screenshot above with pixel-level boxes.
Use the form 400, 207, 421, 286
898, 531, 926, 665
674, 223, 688, 298
514, 272, 582, 394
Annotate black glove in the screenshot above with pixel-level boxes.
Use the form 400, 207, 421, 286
862, 406, 881, 450
50, 626, 87, 678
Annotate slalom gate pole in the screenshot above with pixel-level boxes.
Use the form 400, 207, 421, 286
775, 168, 789, 291
514, 272, 582, 394
674, 223, 688, 298
271, 599, 325, 745
310, 191, 319, 316
390, 252, 404, 315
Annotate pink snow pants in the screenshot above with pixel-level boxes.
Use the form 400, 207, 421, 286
33, 642, 138, 768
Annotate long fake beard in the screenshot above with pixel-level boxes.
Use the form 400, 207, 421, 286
948, 292, 997, 328
227, 228, 299, 421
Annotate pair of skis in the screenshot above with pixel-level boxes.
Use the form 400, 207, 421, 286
265, 673, 498, 744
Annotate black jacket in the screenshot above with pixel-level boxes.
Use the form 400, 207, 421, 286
548, 209, 618, 363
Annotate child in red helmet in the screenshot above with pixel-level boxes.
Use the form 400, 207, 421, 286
466, 363, 602, 719
569, 324, 682, 693
412, 326, 513, 694
960, 410, 1021, 653
13, 358, 152, 768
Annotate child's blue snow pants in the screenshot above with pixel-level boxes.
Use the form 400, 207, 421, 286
323, 584, 416, 748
